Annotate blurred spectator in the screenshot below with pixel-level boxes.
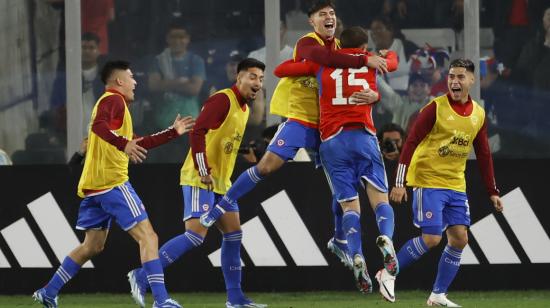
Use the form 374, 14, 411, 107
81, 0, 114, 55
49, 32, 107, 137
409, 46, 450, 96
378, 72, 433, 132
248, 20, 293, 64
148, 20, 206, 129
370, 15, 418, 91
376, 123, 406, 187
514, 6, 550, 90
389, 0, 440, 28
11, 111, 66, 165
209, 50, 245, 94
0, 148, 12, 165
146, 20, 205, 163
491, 0, 550, 70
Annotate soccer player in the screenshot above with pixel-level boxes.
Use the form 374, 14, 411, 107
33, 60, 194, 308
127, 58, 267, 308
274, 26, 398, 293
376, 58, 504, 306
199, 0, 389, 270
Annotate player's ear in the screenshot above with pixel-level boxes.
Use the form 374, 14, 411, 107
308, 17, 314, 28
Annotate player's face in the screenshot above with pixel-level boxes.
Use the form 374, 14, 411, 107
447, 67, 474, 102
167, 29, 190, 54
309, 7, 337, 39
236, 67, 264, 101
116, 69, 137, 102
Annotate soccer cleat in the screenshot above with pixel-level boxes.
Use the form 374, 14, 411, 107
352, 254, 373, 294
376, 235, 399, 276
127, 269, 146, 307
32, 288, 58, 308
152, 298, 182, 308
226, 298, 268, 308
427, 292, 462, 307
327, 238, 353, 269
375, 268, 396, 302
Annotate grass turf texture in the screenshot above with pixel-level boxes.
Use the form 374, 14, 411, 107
4, 290, 549, 307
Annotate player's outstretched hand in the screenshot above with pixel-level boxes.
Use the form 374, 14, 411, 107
350, 89, 378, 105
173, 114, 195, 135
490, 195, 503, 212
378, 49, 389, 57
124, 138, 147, 163
201, 174, 214, 191
390, 186, 407, 203
366, 55, 388, 73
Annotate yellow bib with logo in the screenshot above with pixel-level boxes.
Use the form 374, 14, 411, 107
406, 95, 485, 192
180, 88, 249, 194
270, 32, 340, 125
78, 92, 133, 197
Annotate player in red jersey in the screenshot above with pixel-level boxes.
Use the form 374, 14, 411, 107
275, 26, 399, 294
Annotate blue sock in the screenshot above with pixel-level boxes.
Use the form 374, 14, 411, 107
44, 256, 81, 296
159, 230, 204, 268
396, 236, 429, 271
221, 230, 245, 303
206, 166, 263, 222
342, 211, 362, 257
375, 202, 395, 239
433, 245, 462, 294
135, 231, 204, 288
143, 259, 169, 303
332, 198, 345, 241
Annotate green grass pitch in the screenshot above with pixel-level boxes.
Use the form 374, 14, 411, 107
3, 290, 549, 307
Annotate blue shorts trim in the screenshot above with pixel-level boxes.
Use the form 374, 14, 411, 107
182, 186, 239, 221
76, 182, 148, 231
320, 130, 388, 202
266, 121, 320, 161
412, 188, 470, 234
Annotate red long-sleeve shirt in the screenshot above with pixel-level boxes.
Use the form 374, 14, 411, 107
295, 34, 368, 68
91, 88, 180, 151
190, 85, 247, 175
396, 94, 499, 196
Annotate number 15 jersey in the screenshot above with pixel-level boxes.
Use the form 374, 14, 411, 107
274, 48, 398, 141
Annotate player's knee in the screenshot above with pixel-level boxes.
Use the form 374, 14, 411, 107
89, 242, 105, 256
421, 234, 442, 249
141, 230, 159, 248
448, 232, 468, 249
256, 161, 274, 176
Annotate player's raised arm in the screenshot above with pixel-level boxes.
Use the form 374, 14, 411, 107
379, 50, 399, 72
273, 59, 318, 78
134, 115, 195, 150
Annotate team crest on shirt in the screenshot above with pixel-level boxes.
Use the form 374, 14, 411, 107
277, 139, 285, 146
425, 211, 433, 219
202, 204, 210, 211
224, 142, 234, 154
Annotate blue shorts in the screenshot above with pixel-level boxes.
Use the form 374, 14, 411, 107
76, 182, 148, 231
412, 188, 471, 233
182, 186, 239, 221
320, 129, 388, 202
266, 120, 320, 161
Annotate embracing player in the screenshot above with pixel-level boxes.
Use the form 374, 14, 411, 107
274, 26, 398, 293
199, 0, 389, 271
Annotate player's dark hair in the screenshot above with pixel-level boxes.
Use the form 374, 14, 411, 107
449, 58, 475, 73
237, 58, 265, 73
307, 0, 336, 16
377, 123, 405, 142
340, 26, 369, 48
100, 60, 130, 85
82, 32, 100, 45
